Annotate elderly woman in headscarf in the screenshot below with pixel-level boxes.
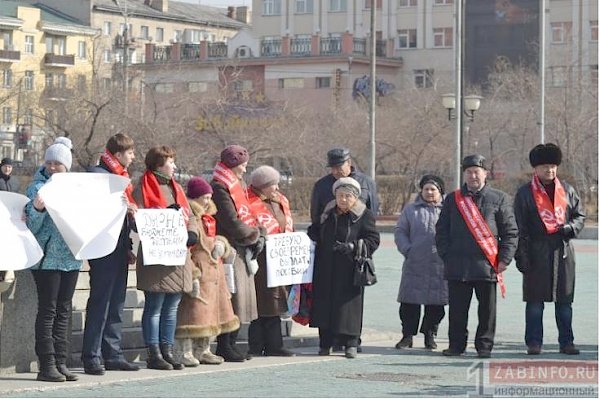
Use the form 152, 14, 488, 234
394, 174, 448, 351
307, 177, 380, 359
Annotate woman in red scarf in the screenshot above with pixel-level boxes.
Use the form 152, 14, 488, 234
133, 146, 198, 371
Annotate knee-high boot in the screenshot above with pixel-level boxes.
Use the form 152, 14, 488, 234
195, 337, 223, 365
216, 332, 245, 362
177, 338, 199, 367
37, 355, 66, 382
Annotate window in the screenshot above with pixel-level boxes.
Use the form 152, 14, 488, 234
2, 107, 12, 124
316, 77, 331, 88
591, 65, 598, 85
141, 26, 149, 40
329, 0, 347, 11
2, 31, 12, 50
2, 69, 12, 88
24, 71, 34, 90
77, 41, 86, 59
103, 21, 112, 35
591, 21, 598, 42
103, 49, 111, 63
24, 35, 34, 54
278, 78, 304, 88
233, 80, 253, 92
155, 27, 164, 42
102, 78, 111, 89
434, 0, 452, 4
263, 0, 282, 15
188, 82, 207, 92
549, 66, 567, 87
397, 29, 417, 48
296, 0, 313, 13
174, 30, 182, 42
45, 73, 54, 88
398, 0, 417, 6
23, 109, 33, 125
57, 74, 66, 89
433, 27, 452, 48
414, 69, 434, 88
364, 0, 382, 9
46, 35, 66, 55
551, 22, 572, 44
119, 23, 132, 35
45, 109, 55, 127
155, 83, 174, 93
77, 75, 86, 92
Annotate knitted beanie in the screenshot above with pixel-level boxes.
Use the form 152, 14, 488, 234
419, 174, 445, 195
250, 165, 280, 189
187, 176, 213, 199
45, 137, 73, 171
220, 145, 249, 168
332, 176, 361, 197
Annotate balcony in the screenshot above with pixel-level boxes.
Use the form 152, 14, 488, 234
376, 40, 387, 57
182, 44, 201, 60
41, 87, 74, 101
0, 49, 20, 62
320, 38, 341, 55
44, 53, 74, 67
260, 39, 282, 57
353, 38, 366, 55
208, 42, 227, 58
290, 38, 311, 56
153, 46, 171, 62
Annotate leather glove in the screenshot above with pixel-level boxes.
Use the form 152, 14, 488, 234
167, 203, 181, 211
212, 241, 226, 259
558, 224, 573, 239
186, 231, 199, 247
252, 236, 266, 260
190, 279, 201, 299
333, 241, 355, 256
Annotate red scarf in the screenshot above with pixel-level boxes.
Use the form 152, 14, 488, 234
100, 148, 134, 204
247, 188, 294, 234
530, 174, 567, 234
212, 162, 256, 227
140, 170, 191, 223
454, 190, 506, 298
202, 214, 217, 237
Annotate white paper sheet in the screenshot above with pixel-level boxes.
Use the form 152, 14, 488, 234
134, 208, 188, 266
0, 192, 43, 270
37, 173, 129, 260
266, 232, 314, 288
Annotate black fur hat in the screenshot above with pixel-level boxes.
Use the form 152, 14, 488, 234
529, 143, 562, 167
419, 174, 445, 195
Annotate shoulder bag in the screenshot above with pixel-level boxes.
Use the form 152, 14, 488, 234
353, 239, 377, 287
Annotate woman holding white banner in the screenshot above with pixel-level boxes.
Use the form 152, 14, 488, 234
307, 177, 380, 359
246, 166, 295, 357
133, 145, 198, 371
25, 137, 82, 382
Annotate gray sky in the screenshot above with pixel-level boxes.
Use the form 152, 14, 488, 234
177, 0, 251, 8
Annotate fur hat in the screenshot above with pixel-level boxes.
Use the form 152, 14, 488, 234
529, 143, 562, 167
327, 147, 351, 167
45, 137, 73, 171
220, 144, 249, 168
250, 165, 280, 189
462, 154, 487, 171
187, 176, 213, 199
0, 157, 12, 167
332, 176, 361, 197
419, 174, 445, 195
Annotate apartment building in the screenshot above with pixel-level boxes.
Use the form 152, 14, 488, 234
0, 1, 96, 163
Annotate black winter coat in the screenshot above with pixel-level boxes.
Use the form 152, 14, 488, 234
310, 167, 379, 224
435, 184, 518, 282
307, 200, 380, 336
513, 179, 585, 303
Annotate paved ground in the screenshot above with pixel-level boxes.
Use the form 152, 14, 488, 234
0, 236, 597, 398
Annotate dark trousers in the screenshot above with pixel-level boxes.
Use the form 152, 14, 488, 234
81, 253, 129, 364
525, 302, 574, 348
248, 316, 284, 354
399, 303, 445, 336
32, 270, 80, 361
319, 328, 359, 349
447, 280, 496, 353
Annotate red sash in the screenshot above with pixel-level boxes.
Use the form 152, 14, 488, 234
140, 170, 191, 224
530, 174, 567, 234
212, 162, 256, 227
202, 214, 217, 237
454, 190, 506, 298
247, 188, 294, 234
100, 148, 135, 204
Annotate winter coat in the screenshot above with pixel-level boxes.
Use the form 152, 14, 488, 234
25, 167, 82, 272
176, 199, 240, 339
513, 179, 585, 303
133, 174, 196, 294
310, 167, 379, 224
307, 199, 380, 336
253, 190, 291, 318
395, 194, 448, 305
0, 172, 19, 193
435, 184, 518, 282
211, 180, 262, 323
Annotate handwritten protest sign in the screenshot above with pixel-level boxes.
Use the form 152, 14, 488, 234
135, 209, 187, 266
0, 192, 43, 270
266, 232, 314, 288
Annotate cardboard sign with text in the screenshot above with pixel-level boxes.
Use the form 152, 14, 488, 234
135, 209, 187, 266
266, 232, 314, 288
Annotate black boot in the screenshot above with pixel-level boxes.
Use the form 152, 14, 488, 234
146, 344, 173, 370
424, 332, 437, 350
160, 343, 184, 370
229, 329, 250, 360
216, 333, 245, 362
37, 355, 66, 382
394, 335, 413, 349
55, 359, 78, 381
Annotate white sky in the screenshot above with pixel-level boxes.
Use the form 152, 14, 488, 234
177, 0, 251, 8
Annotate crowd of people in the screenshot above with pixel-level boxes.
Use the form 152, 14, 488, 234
0, 136, 585, 382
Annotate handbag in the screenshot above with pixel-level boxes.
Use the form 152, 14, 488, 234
353, 239, 377, 287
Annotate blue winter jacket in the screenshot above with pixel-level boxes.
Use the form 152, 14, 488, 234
25, 167, 82, 272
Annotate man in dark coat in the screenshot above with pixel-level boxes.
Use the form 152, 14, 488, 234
436, 154, 518, 358
0, 157, 20, 192
514, 143, 585, 356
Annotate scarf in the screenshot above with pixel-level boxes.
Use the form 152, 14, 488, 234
530, 174, 567, 234
212, 162, 256, 227
140, 170, 191, 223
202, 214, 217, 237
247, 188, 293, 234
100, 148, 135, 203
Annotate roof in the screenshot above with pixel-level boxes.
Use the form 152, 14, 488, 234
0, 1, 97, 35
93, 0, 246, 30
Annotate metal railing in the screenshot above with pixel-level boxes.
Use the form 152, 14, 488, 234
182, 44, 201, 60
44, 53, 75, 66
208, 42, 227, 58
320, 37, 342, 55
353, 38, 366, 55
290, 38, 311, 56
260, 39, 282, 56
376, 40, 387, 57
0, 49, 20, 61
153, 46, 171, 62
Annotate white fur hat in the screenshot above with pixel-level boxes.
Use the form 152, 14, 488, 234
45, 137, 73, 171
332, 177, 361, 197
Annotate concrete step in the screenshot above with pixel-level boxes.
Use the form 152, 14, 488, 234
71, 307, 143, 332
75, 269, 137, 291
72, 288, 144, 312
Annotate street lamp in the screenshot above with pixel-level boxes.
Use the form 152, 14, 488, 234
442, 93, 482, 121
